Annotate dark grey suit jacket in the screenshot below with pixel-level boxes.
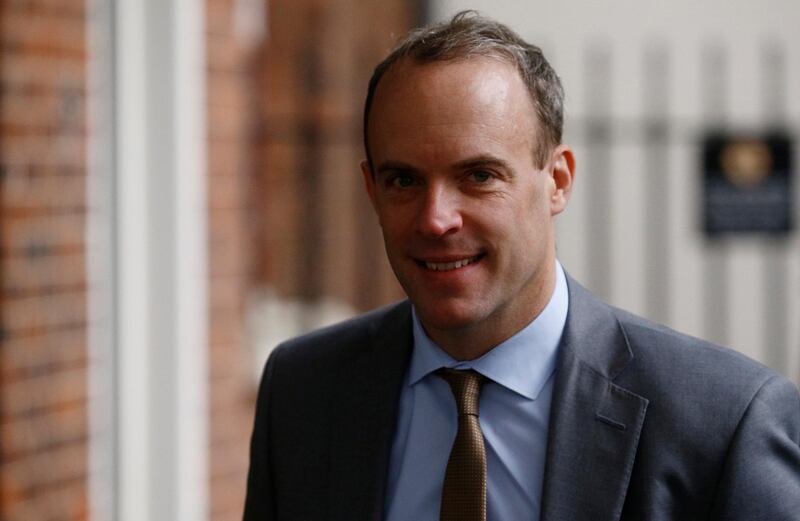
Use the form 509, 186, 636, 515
243, 277, 800, 520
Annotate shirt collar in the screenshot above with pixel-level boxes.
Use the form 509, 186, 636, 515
407, 261, 569, 401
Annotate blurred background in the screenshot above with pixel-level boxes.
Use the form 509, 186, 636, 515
1, 0, 798, 520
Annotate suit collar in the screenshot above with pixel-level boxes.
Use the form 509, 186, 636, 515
540, 275, 649, 521
558, 275, 634, 379
326, 302, 413, 521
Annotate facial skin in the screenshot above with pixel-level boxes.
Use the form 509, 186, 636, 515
362, 57, 575, 360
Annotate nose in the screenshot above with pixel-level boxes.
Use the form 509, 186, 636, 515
416, 185, 463, 237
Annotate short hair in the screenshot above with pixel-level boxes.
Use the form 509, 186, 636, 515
363, 10, 565, 169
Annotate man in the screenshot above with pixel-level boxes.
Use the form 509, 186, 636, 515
244, 11, 800, 521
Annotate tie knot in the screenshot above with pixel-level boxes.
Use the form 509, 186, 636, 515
437, 368, 484, 416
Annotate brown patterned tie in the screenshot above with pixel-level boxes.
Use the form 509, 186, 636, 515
437, 368, 487, 521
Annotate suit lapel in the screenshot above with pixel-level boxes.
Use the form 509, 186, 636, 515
326, 303, 413, 521
540, 278, 649, 521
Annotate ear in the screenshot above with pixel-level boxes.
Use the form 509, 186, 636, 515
547, 144, 576, 216
360, 159, 379, 212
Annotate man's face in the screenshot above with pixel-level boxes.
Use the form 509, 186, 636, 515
363, 57, 573, 355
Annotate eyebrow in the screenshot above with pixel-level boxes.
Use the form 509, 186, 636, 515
452, 154, 513, 173
375, 161, 418, 176
375, 155, 513, 176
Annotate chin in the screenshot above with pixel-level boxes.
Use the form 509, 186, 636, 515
414, 301, 485, 334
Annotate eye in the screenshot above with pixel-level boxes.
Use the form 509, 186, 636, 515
469, 170, 493, 183
389, 174, 415, 188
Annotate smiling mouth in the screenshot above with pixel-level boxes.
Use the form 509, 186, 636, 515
421, 254, 483, 272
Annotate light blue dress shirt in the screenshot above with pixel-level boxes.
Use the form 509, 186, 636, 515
384, 262, 569, 521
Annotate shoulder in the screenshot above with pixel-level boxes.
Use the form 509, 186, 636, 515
609, 305, 798, 430
272, 300, 409, 360
251, 300, 411, 429
565, 271, 795, 423
613, 306, 777, 388
261, 300, 412, 388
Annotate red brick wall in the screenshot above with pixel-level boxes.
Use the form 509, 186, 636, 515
254, 0, 415, 311
206, 1, 259, 520
0, 1, 89, 520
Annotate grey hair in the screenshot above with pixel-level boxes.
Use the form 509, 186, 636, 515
363, 10, 565, 169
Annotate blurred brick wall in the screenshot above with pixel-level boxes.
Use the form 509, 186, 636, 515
254, 0, 416, 312
206, 0, 259, 520
0, 1, 89, 520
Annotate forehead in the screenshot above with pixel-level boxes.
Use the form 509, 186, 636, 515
367, 57, 539, 161
372, 56, 533, 118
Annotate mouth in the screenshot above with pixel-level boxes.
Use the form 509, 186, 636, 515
418, 254, 483, 272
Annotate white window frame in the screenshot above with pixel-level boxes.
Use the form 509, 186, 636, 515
87, 1, 209, 519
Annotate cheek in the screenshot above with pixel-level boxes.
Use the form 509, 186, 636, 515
501, 194, 551, 247
378, 210, 410, 242
496, 191, 540, 225
523, 185, 553, 224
